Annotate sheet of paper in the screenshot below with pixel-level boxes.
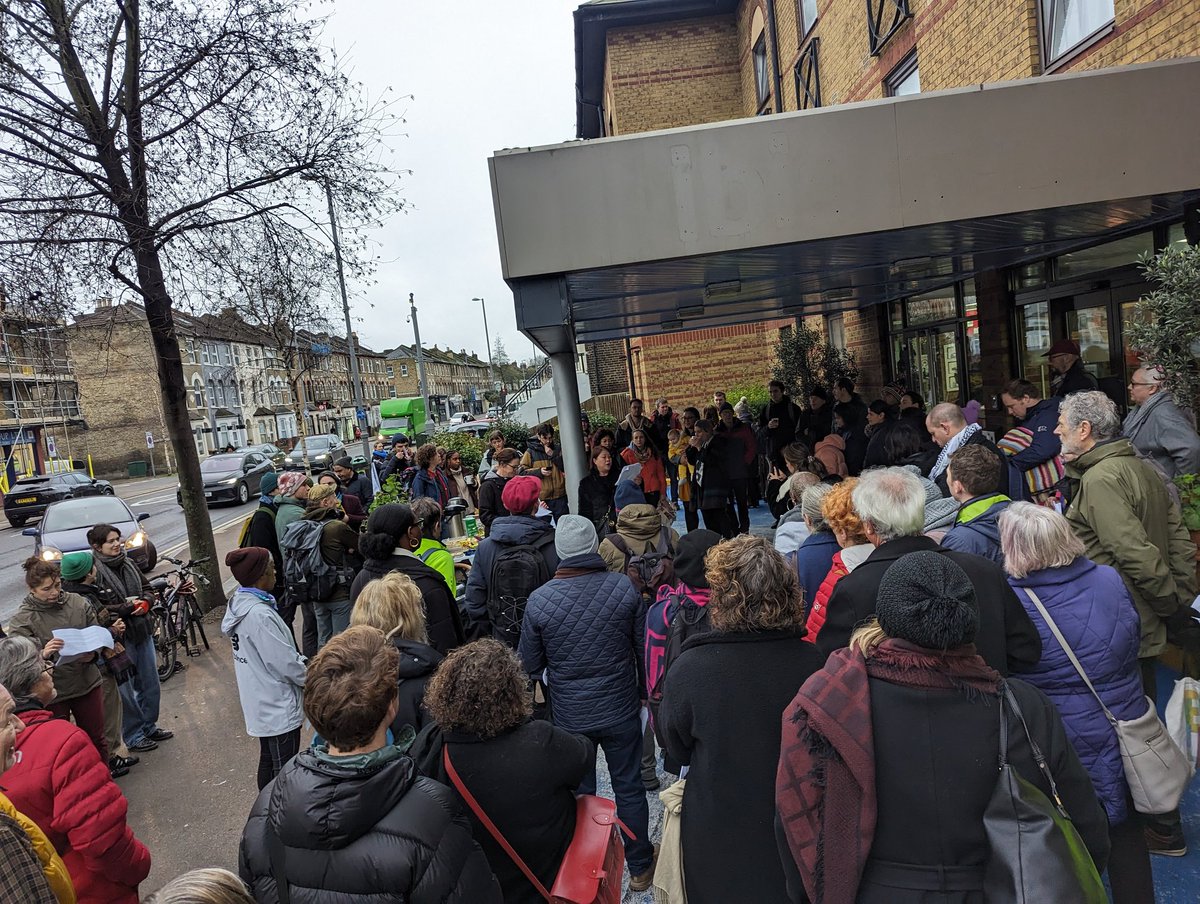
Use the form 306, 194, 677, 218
617, 462, 642, 485
52, 625, 115, 665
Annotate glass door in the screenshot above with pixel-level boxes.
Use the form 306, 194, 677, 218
903, 325, 962, 406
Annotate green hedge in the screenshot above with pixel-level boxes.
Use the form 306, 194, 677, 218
430, 431, 488, 472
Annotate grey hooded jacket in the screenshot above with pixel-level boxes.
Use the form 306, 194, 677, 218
221, 588, 306, 737
1123, 389, 1200, 479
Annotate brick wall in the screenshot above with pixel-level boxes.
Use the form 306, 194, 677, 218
587, 339, 631, 395
843, 307, 886, 396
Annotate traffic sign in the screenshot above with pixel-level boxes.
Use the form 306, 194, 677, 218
145, 431, 155, 449
46, 436, 56, 457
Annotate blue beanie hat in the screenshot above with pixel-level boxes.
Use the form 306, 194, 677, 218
614, 481, 646, 511
259, 471, 279, 496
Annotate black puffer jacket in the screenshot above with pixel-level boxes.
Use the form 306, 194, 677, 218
391, 637, 442, 738
239, 748, 501, 904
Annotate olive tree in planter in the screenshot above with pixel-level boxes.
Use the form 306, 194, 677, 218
772, 321, 859, 402
1125, 242, 1200, 418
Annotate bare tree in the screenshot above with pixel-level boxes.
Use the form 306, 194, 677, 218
0, 0, 400, 606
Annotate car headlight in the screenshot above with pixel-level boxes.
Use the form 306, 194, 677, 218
314, 453, 329, 460
125, 531, 146, 550
40, 547, 62, 561
220, 477, 239, 485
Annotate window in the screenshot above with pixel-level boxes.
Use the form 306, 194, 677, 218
798, 0, 818, 36
827, 314, 846, 351
389, 386, 397, 399
885, 51, 920, 97
221, 346, 231, 365
867, 0, 912, 56
191, 378, 205, 409
753, 35, 770, 109
201, 343, 210, 365
386, 364, 394, 379
794, 38, 821, 110
400, 363, 409, 377
185, 338, 197, 363
1040, 0, 1114, 69
1054, 231, 1154, 280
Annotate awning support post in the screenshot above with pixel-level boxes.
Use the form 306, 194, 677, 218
550, 351, 587, 515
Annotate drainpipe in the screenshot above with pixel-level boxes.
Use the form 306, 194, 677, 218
765, 0, 783, 112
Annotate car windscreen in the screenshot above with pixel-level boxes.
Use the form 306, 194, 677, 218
201, 455, 243, 473
41, 497, 130, 532
292, 438, 332, 454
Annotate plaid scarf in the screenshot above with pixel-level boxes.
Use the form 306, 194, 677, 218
776, 639, 1001, 904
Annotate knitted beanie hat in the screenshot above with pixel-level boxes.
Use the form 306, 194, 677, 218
555, 515, 599, 560
60, 551, 94, 583
259, 471, 279, 497
613, 481, 646, 511
673, 530, 722, 589
225, 547, 271, 587
876, 551, 978, 650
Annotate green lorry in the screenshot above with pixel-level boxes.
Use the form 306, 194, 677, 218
379, 397, 427, 442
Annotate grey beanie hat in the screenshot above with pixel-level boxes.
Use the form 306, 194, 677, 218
876, 551, 978, 650
555, 514, 599, 560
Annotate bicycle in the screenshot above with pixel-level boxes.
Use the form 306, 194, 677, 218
149, 556, 212, 682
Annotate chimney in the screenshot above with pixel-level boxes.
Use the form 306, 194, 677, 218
97, 295, 113, 309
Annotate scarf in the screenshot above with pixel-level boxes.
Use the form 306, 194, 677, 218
928, 422, 981, 479
93, 549, 143, 599
777, 639, 1000, 904
446, 467, 475, 513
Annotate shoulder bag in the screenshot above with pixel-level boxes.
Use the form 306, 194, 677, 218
443, 746, 632, 904
1022, 587, 1194, 814
983, 683, 1107, 904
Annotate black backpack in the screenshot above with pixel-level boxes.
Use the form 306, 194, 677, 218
486, 532, 555, 647
648, 590, 711, 746
608, 525, 676, 599
279, 520, 348, 604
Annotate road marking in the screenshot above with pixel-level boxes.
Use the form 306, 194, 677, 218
160, 512, 248, 558
129, 493, 178, 505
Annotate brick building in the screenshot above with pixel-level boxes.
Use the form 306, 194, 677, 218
562, 0, 1200, 421
385, 344, 492, 420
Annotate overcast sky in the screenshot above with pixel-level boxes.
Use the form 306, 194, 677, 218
322, 1, 582, 363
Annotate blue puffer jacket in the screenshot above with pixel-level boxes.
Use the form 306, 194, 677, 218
1008, 556, 1144, 824
1010, 397, 1062, 472
518, 553, 644, 734
791, 530, 840, 610
940, 495, 1010, 565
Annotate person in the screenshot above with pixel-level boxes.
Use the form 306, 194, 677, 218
772, 471, 821, 556
814, 427, 849, 477
621, 428, 667, 508
615, 397, 652, 450
0, 680, 76, 904
905, 463, 960, 541
333, 457, 374, 508
577, 444, 617, 535
767, 442, 825, 520
417, 639, 593, 904
998, 380, 1063, 501
926, 401, 1022, 499
241, 471, 288, 624
758, 380, 803, 469
517, 516, 656, 892
58, 551, 137, 778
410, 443, 450, 507
379, 433, 414, 483
521, 423, 568, 520
686, 418, 736, 538
1047, 338, 1099, 397
590, 427, 617, 456
1123, 364, 1200, 478
441, 449, 479, 513
0, 636, 151, 903
478, 429, 506, 476
833, 389, 869, 476
862, 399, 900, 470
143, 868, 253, 904
716, 403, 757, 533
675, 408, 701, 531
712, 390, 727, 410
832, 377, 868, 426
477, 446, 520, 534
350, 572, 442, 737
349, 504, 464, 654
650, 397, 681, 468
273, 471, 311, 545
238, 626, 501, 903
409, 497, 457, 596
464, 476, 558, 644
599, 486, 679, 602
221, 548, 306, 790
298, 483, 361, 647
777, 551, 1109, 903
814, 467, 1042, 675
998, 503, 1153, 901
803, 478, 874, 643
7, 558, 108, 764
940, 443, 1012, 565
659, 535, 823, 903
788, 483, 839, 604
1055, 390, 1198, 856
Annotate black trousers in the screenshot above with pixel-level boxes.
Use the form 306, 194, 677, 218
730, 478, 750, 534
1108, 801, 1154, 904
700, 506, 733, 538
257, 727, 301, 790
300, 601, 319, 659
682, 503, 699, 533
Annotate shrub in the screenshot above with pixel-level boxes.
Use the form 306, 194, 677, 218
772, 321, 859, 402
430, 432, 487, 472
368, 474, 410, 512
1126, 243, 1200, 416
587, 409, 618, 432
723, 383, 771, 421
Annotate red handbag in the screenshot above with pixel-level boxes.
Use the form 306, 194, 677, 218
442, 747, 633, 904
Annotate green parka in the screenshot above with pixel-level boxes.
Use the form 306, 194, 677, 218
1064, 438, 1197, 657
8, 590, 103, 701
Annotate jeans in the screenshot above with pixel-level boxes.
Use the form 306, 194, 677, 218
119, 633, 161, 747
315, 597, 354, 649
577, 716, 655, 874
257, 728, 301, 790
545, 497, 569, 521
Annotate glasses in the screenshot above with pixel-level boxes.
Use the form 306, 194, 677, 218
1129, 381, 1157, 387
42, 661, 55, 673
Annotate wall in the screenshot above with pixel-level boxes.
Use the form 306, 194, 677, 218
586, 339, 631, 395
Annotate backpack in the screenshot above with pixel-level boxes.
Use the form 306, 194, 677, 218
238, 502, 277, 550
648, 591, 711, 745
608, 525, 675, 598
486, 532, 555, 647
279, 519, 347, 604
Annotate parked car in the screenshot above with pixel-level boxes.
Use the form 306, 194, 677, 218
4, 472, 113, 528
448, 411, 473, 424
281, 435, 348, 471
237, 442, 286, 468
24, 495, 156, 572
447, 420, 494, 438
176, 451, 275, 506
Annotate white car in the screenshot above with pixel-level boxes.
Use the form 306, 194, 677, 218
448, 411, 473, 424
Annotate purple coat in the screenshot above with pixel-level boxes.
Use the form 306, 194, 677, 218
1008, 556, 1144, 824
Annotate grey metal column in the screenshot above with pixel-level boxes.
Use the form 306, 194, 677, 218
550, 351, 587, 514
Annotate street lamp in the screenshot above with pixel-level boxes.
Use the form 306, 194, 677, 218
472, 296, 497, 405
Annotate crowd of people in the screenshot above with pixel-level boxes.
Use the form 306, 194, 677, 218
1, 353, 1198, 903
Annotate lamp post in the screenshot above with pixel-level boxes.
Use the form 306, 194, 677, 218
472, 296, 496, 412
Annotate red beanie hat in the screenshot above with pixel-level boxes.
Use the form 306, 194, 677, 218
225, 547, 271, 587
501, 475, 542, 515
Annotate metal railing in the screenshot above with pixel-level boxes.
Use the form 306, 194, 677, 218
0, 355, 74, 376
0, 398, 83, 421
505, 358, 552, 411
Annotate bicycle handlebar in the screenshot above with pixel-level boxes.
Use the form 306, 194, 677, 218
161, 555, 211, 569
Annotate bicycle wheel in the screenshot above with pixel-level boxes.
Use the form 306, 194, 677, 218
186, 594, 210, 651
154, 607, 178, 681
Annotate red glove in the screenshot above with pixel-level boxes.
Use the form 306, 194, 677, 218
131, 598, 151, 617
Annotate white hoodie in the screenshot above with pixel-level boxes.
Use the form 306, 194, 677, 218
221, 588, 306, 737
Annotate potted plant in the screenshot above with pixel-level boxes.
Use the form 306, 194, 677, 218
1175, 474, 1200, 575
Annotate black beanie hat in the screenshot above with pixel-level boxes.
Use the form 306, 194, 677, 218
875, 551, 978, 650
673, 530, 722, 589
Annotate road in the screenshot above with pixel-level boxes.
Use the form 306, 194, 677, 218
0, 475, 257, 625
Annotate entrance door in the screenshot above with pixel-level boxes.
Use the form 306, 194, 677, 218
904, 326, 962, 407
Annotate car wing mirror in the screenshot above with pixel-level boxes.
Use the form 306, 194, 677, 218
22, 527, 37, 536
137, 512, 151, 522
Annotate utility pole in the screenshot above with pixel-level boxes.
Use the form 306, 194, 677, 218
410, 293, 430, 422
322, 181, 372, 468
472, 297, 496, 408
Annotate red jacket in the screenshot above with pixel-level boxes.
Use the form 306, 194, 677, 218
4, 710, 150, 903
803, 545, 874, 644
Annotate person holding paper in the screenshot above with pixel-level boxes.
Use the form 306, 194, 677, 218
7, 557, 107, 764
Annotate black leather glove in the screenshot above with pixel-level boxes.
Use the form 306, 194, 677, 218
1165, 606, 1200, 653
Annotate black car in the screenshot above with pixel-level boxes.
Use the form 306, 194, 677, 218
25, 495, 157, 572
176, 451, 274, 506
281, 435, 348, 471
4, 472, 114, 528
238, 443, 286, 468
